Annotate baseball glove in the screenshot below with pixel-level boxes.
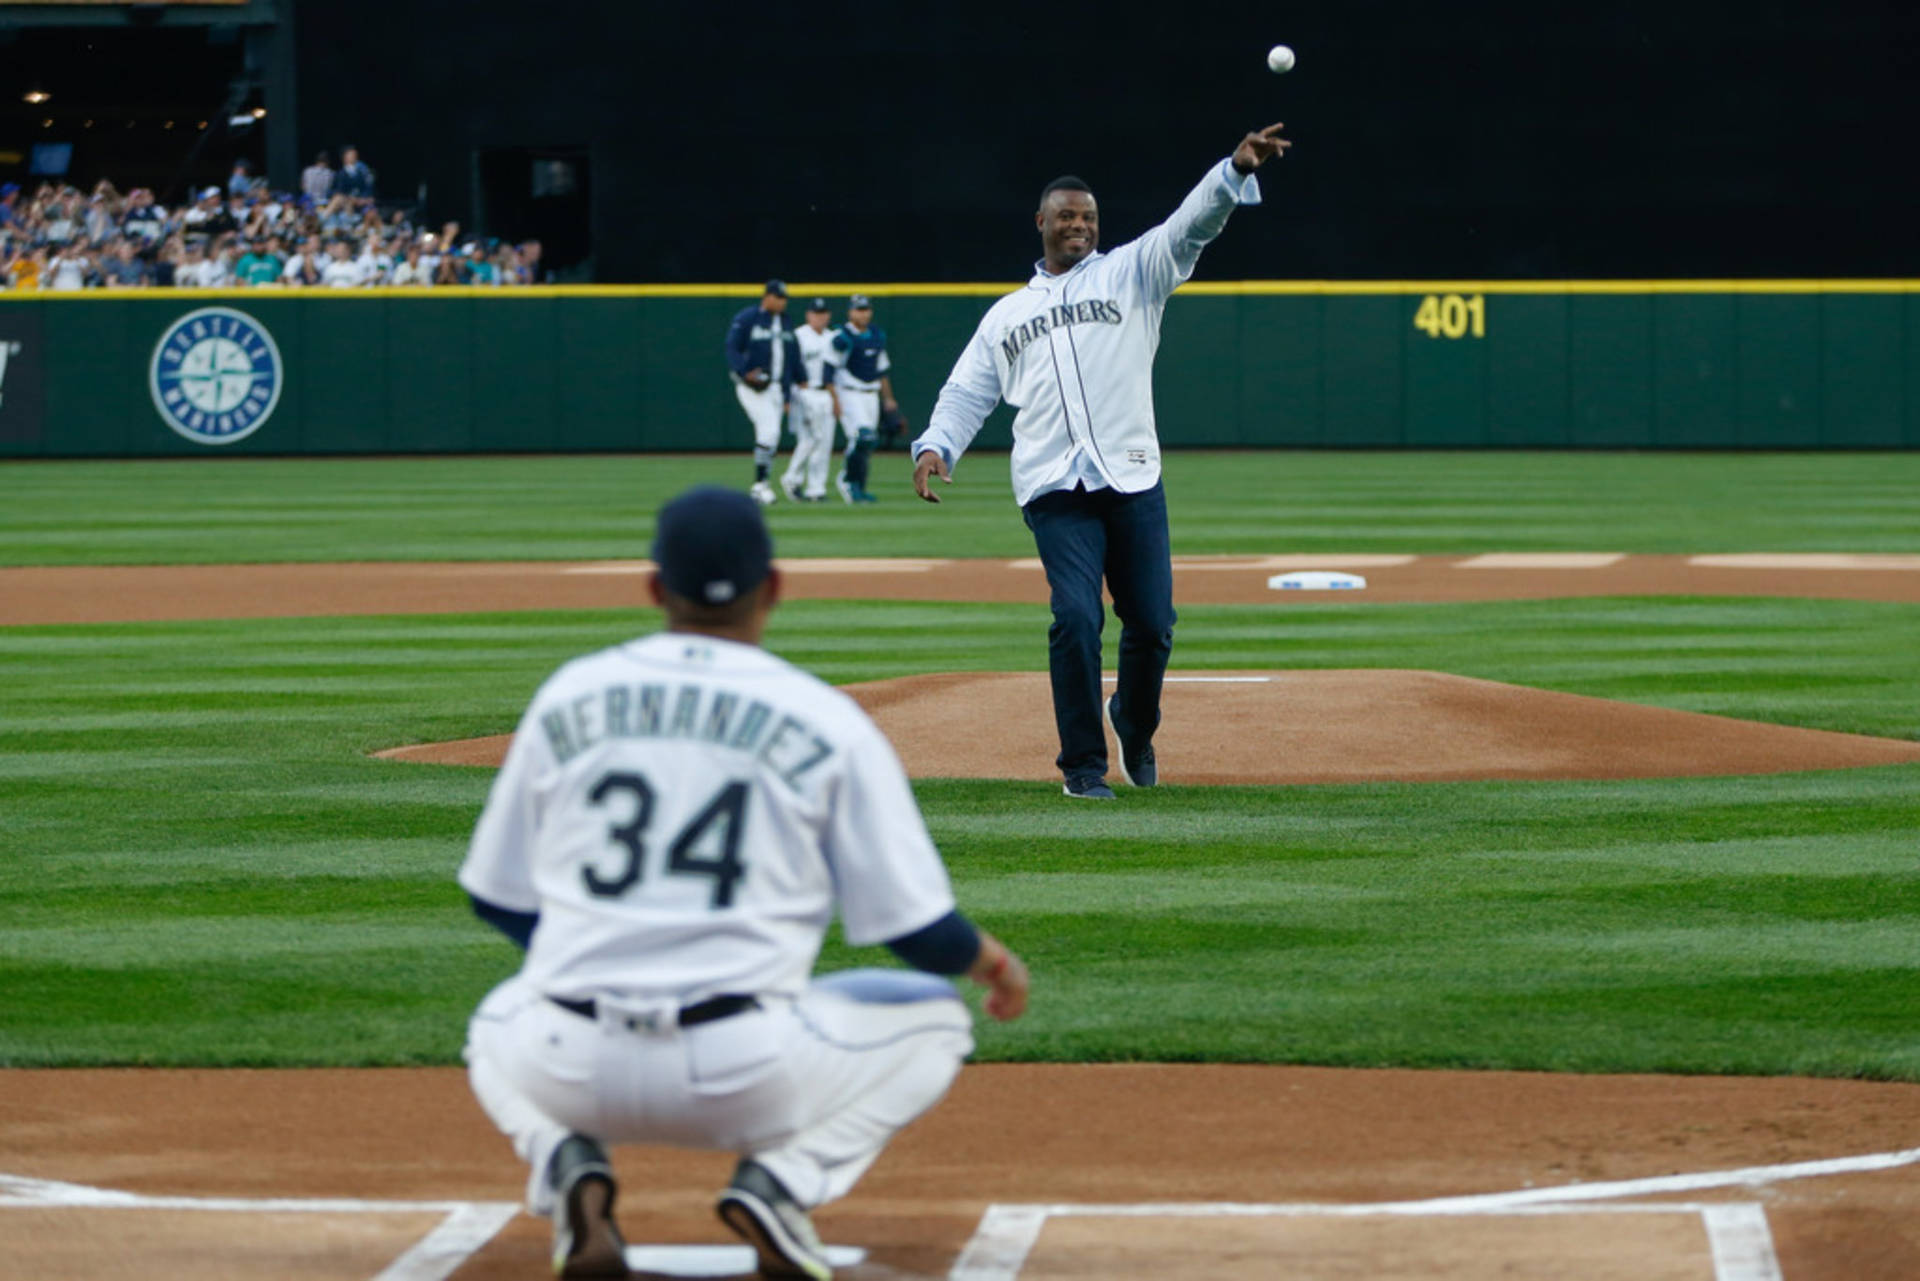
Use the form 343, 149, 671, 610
878, 403, 908, 447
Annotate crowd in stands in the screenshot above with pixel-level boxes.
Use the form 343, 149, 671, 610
0, 147, 546, 290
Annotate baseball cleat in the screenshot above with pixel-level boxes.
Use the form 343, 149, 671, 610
852, 484, 879, 504
547, 1136, 629, 1278
716, 1159, 832, 1280
1105, 695, 1158, 787
749, 480, 779, 507
834, 472, 854, 504
779, 473, 803, 502
1062, 775, 1116, 800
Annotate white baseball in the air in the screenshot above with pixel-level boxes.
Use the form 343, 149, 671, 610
1267, 44, 1296, 74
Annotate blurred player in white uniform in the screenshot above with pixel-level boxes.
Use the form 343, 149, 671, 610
830, 295, 900, 504
780, 298, 841, 503
461, 486, 1030, 1280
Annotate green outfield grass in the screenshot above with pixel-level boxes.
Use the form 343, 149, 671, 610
1, 452, 1916, 1076
5, 449, 1920, 565
3, 594, 1917, 1074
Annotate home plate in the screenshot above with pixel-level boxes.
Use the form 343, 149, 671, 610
626, 1243, 866, 1276
1268, 570, 1367, 591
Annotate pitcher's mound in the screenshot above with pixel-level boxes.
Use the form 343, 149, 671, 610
375, 669, 1920, 784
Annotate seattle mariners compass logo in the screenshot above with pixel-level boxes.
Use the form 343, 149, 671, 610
149, 307, 284, 445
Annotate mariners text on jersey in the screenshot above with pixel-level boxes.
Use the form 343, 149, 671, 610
540, 680, 835, 792
915, 158, 1262, 506
999, 298, 1126, 364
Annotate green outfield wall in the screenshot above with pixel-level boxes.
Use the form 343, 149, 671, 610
1, 283, 1914, 457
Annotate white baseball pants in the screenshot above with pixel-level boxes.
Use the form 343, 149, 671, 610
466, 970, 974, 1213
735, 382, 785, 451
837, 386, 880, 448
784, 389, 837, 498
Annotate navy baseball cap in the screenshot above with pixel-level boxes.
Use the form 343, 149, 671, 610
763, 278, 787, 298
848, 293, 873, 309
651, 487, 773, 605
806, 296, 829, 312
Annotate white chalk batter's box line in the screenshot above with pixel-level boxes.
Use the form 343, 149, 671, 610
952, 1202, 1780, 1281
949, 1144, 1920, 1281
4, 1143, 1916, 1280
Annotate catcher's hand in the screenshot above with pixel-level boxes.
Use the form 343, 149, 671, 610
742, 369, 771, 390
879, 404, 908, 437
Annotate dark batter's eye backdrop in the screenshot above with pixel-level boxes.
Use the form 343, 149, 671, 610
5, 0, 1915, 282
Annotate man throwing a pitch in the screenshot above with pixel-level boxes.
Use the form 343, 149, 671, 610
912, 124, 1290, 798
461, 486, 1029, 1279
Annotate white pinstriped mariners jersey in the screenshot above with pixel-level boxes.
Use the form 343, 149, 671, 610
917, 159, 1261, 506
459, 632, 956, 1004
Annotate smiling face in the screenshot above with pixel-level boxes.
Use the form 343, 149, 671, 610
1037, 188, 1098, 274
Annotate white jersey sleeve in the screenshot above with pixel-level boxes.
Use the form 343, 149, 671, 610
459, 685, 562, 914
820, 716, 955, 946
915, 319, 1006, 470
1116, 158, 1262, 303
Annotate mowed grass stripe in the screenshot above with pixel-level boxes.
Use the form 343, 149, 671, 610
0, 596, 1917, 1072
7, 451, 1920, 564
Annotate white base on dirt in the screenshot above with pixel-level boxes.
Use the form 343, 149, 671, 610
626, 1243, 866, 1276
1268, 570, 1367, 591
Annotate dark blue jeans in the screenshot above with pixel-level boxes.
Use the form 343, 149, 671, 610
1021, 481, 1176, 780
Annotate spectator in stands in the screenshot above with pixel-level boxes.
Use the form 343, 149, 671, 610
150, 234, 180, 287
465, 241, 498, 286
44, 242, 92, 290
182, 188, 238, 237
122, 188, 167, 243
206, 234, 239, 288
490, 241, 523, 285
8, 246, 46, 290
234, 237, 283, 286
319, 194, 359, 236
239, 197, 274, 241
333, 146, 375, 200
84, 187, 118, 244
321, 238, 364, 287
228, 159, 262, 200
354, 234, 389, 285
282, 233, 325, 286
301, 151, 335, 204
43, 190, 82, 246
433, 244, 468, 285
173, 238, 213, 287
518, 239, 544, 284
389, 239, 431, 286
0, 182, 19, 229
98, 237, 152, 287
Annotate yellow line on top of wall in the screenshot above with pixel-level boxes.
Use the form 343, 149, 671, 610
5, 279, 1917, 302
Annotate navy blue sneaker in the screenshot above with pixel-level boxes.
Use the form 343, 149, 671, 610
1063, 775, 1116, 800
547, 1135, 628, 1278
716, 1159, 831, 1280
1105, 695, 1158, 788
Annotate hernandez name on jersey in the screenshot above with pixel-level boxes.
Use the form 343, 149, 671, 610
460, 632, 955, 1005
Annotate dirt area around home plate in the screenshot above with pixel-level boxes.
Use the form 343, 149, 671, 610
5, 555, 1919, 1279
3, 1066, 1919, 1280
